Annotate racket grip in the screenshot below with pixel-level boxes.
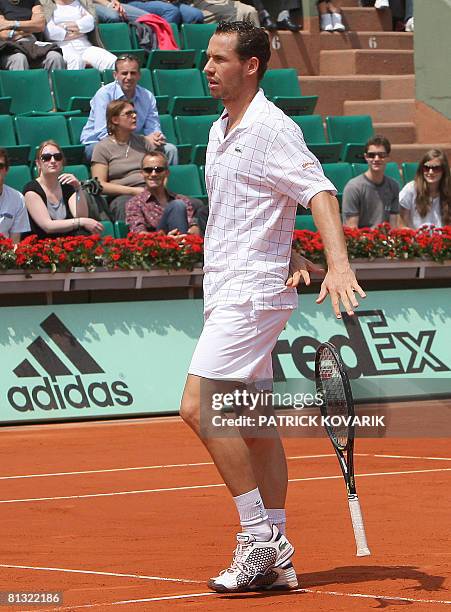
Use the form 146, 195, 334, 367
348, 494, 371, 557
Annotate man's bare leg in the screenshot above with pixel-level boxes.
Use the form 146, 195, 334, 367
180, 373, 286, 504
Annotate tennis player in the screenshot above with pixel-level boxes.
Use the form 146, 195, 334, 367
180, 21, 365, 593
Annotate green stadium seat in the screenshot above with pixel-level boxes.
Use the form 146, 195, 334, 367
402, 162, 418, 184
98, 24, 145, 65
0, 97, 12, 114
0, 69, 54, 115
322, 162, 353, 204
67, 116, 88, 145
295, 214, 317, 231
167, 164, 205, 199
52, 69, 102, 113
181, 23, 217, 68
0, 115, 30, 164
181, 23, 217, 50
4, 165, 31, 192
260, 69, 318, 115
291, 115, 341, 163
15, 115, 84, 163
101, 220, 115, 237
159, 114, 191, 164
114, 220, 130, 238
198, 165, 206, 195
169, 22, 182, 48
146, 50, 196, 70
325, 115, 374, 163
352, 161, 402, 186
64, 164, 90, 182
153, 68, 219, 115
174, 115, 216, 165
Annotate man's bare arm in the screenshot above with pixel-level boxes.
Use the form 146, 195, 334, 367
310, 191, 366, 318
0, 5, 45, 38
343, 214, 359, 228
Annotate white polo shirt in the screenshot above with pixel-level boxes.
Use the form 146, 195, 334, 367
0, 184, 30, 238
203, 89, 336, 312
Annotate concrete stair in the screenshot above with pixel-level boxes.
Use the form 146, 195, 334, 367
373, 123, 416, 144
270, 0, 451, 161
320, 49, 414, 75
340, 7, 392, 31
344, 99, 415, 123
319, 31, 413, 51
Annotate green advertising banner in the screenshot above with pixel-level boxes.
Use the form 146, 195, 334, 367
0, 288, 450, 424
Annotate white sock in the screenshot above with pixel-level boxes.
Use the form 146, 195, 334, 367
233, 488, 273, 541
267, 508, 286, 536
277, 10, 289, 21
321, 13, 333, 30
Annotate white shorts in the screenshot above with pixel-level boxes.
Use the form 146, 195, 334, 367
188, 302, 293, 384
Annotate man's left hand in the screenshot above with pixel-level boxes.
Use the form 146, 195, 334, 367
316, 266, 366, 319
286, 248, 324, 288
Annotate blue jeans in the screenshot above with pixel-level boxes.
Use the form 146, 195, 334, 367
95, 3, 148, 22
128, 1, 204, 24
157, 199, 189, 233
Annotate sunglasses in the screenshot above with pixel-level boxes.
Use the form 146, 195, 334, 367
120, 110, 137, 117
366, 152, 388, 159
40, 152, 63, 162
423, 164, 443, 173
142, 166, 167, 174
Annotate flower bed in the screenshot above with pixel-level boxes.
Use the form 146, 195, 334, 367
293, 224, 451, 264
0, 225, 449, 273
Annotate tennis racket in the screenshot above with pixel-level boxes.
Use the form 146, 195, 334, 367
315, 341, 371, 557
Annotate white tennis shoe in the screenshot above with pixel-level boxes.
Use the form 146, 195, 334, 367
207, 526, 295, 593
251, 561, 299, 590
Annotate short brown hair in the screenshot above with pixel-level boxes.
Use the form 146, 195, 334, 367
365, 135, 391, 155
106, 100, 134, 135
215, 21, 270, 81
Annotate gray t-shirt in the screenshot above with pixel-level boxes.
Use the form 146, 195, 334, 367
342, 173, 399, 228
0, 184, 30, 237
91, 133, 155, 188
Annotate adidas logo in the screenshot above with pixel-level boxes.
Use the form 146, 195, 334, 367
8, 313, 133, 413
279, 541, 288, 552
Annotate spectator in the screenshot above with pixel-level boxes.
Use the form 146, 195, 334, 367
191, 0, 259, 26
0, 0, 66, 70
318, 0, 345, 31
247, 1, 301, 31
0, 149, 30, 244
81, 55, 178, 163
23, 140, 103, 239
91, 100, 164, 221
399, 149, 450, 229
92, 0, 149, 24
127, 1, 204, 24
42, 0, 116, 70
126, 151, 204, 235
342, 135, 399, 228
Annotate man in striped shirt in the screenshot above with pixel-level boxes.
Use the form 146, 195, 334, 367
179, 21, 365, 593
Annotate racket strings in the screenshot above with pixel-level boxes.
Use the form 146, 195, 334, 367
318, 347, 349, 448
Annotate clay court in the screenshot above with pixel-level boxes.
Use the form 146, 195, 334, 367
0, 401, 450, 611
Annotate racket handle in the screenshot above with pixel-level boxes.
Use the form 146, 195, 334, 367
348, 494, 371, 557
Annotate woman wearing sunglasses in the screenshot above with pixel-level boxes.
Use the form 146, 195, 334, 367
23, 141, 103, 239
399, 149, 450, 229
91, 99, 160, 221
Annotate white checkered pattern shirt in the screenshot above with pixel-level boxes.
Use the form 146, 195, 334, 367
203, 89, 336, 312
